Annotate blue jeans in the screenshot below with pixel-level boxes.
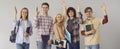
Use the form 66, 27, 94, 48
85, 44, 99, 49
69, 41, 80, 49
16, 42, 29, 49
36, 41, 51, 49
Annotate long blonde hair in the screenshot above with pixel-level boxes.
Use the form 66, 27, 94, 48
53, 13, 63, 24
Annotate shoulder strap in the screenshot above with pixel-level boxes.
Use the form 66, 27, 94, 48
16, 20, 20, 33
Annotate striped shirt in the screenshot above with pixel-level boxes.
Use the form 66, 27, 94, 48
33, 15, 53, 41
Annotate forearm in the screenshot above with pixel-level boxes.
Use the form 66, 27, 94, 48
63, 6, 67, 22
33, 17, 39, 28
78, 12, 84, 24
29, 25, 33, 36
81, 29, 95, 36
13, 19, 18, 26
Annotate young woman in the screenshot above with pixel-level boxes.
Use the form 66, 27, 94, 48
13, 7, 32, 49
53, 1, 67, 49
66, 6, 83, 49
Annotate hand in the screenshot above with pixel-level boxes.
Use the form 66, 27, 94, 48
36, 6, 40, 17
62, 0, 67, 21
101, 3, 107, 15
91, 29, 95, 34
14, 6, 17, 19
77, 6, 80, 12
24, 32, 29, 37
47, 40, 52, 45
77, 5, 83, 18
62, 0, 66, 9
81, 30, 86, 36
58, 44, 63, 48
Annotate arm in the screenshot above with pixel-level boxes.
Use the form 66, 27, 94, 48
14, 6, 17, 20
62, 1, 67, 24
33, 6, 39, 28
53, 24, 61, 42
49, 19, 54, 40
36, 6, 40, 17
81, 24, 95, 36
13, 6, 18, 26
29, 21, 33, 36
77, 6, 84, 24
81, 30, 95, 36
33, 16, 39, 28
48, 19, 54, 45
101, 3, 108, 24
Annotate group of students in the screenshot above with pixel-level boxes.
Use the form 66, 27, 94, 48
12, 1, 108, 49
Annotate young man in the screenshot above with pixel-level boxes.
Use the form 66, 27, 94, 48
81, 3, 108, 49
33, 2, 53, 49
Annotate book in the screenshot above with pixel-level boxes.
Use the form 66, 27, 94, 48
54, 40, 67, 48
65, 30, 71, 43
61, 40, 67, 48
85, 24, 92, 31
26, 27, 30, 33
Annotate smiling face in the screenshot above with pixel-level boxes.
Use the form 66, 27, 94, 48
67, 7, 76, 19
85, 7, 93, 18
21, 8, 28, 20
55, 14, 63, 23
85, 9, 92, 18
42, 5, 49, 14
68, 10, 74, 17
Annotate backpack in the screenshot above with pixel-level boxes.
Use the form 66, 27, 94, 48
9, 20, 20, 43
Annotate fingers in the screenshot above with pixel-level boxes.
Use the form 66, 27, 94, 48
77, 6, 80, 12
62, 0, 66, 8
36, 6, 38, 12
14, 6, 17, 19
36, 6, 39, 16
101, 2, 106, 11
14, 6, 17, 13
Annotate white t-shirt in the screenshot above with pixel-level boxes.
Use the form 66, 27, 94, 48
23, 20, 28, 42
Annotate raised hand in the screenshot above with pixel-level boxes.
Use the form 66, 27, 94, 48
101, 3, 107, 15
36, 6, 40, 16
77, 6, 81, 12
61, 0, 67, 23
62, 0, 66, 9
14, 6, 17, 19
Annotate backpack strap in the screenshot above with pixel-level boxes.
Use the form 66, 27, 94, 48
14, 20, 20, 33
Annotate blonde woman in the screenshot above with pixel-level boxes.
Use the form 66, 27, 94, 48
53, 1, 67, 49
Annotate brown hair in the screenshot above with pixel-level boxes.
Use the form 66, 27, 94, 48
20, 7, 29, 20
42, 2, 49, 8
84, 7, 93, 13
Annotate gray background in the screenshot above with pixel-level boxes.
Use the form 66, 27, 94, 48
0, 0, 120, 49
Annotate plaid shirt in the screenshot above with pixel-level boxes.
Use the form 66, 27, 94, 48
67, 17, 82, 43
33, 15, 53, 41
